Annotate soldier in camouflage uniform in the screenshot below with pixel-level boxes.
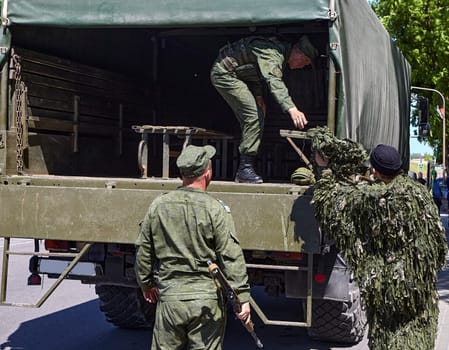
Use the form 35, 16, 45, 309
309, 129, 448, 350
211, 35, 318, 184
135, 144, 251, 350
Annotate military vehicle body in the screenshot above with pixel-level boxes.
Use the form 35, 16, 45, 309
0, 0, 410, 343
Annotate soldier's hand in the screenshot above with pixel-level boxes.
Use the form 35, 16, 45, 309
143, 287, 159, 304
288, 107, 308, 129
236, 301, 251, 325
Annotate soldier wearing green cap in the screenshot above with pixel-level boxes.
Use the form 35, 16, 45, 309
135, 144, 251, 350
211, 35, 318, 184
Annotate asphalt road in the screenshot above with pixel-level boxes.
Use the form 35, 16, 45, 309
1, 219, 448, 350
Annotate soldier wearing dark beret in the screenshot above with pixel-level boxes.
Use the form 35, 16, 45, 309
311, 135, 448, 350
135, 145, 251, 350
369, 144, 403, 182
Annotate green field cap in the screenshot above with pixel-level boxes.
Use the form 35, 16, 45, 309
176, 145, 216, 178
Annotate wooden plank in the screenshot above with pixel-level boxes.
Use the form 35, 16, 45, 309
22, 60, 145, 97
28, 116, 73, 133
26, 79, 129, 107
28, 95, 122, 121
22, 72, 144, 104
10, 46, 156, 152
27, 115, 140, 138
15, 47, 139, 87
26, 83, 153, 117
26, 105, 149, 130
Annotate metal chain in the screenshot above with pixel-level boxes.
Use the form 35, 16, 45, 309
12, 53, 24, 175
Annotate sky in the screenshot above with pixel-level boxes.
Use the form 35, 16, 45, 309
410, 137, 433, 156
409, 122, 434, 156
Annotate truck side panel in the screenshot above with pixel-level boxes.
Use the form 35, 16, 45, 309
0, 176, 320, 253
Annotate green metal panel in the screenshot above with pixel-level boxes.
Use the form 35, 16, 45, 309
0, 175, 321, 252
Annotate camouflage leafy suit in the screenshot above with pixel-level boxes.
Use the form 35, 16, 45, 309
135, 169, 250, 349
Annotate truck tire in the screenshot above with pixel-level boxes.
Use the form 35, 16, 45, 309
95, 285, 156, 329
304, 292, 367, 344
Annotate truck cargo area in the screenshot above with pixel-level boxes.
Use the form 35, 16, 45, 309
7, 24, 330, 181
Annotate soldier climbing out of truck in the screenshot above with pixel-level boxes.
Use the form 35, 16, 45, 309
210, 35, 318, 184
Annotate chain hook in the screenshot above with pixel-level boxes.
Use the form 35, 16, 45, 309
12, 53, 24, 175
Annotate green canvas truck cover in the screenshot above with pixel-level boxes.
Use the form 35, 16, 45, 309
0, 0, 410, 163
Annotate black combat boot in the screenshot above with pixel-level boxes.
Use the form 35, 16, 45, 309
235, 155, 263, 184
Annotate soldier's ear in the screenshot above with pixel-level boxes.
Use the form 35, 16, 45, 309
371, 167, 381, 178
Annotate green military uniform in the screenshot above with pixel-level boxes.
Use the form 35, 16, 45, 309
135, 145, 250, 350
210, 37, 295, 156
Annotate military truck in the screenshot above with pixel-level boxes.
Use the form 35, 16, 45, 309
0, 0, 411, 344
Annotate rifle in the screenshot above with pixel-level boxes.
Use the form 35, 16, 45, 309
207, 261, 263, 349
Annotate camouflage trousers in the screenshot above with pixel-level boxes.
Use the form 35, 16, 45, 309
151, 298, 226, 350
210, 61, 265, 156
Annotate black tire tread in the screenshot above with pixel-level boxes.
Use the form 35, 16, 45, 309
306, 295, 367, 344
95, 285, 156, 329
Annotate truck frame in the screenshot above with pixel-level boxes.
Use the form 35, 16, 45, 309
0, 0, 410, 344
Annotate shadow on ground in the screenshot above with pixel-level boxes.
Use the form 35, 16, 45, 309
0, 296, 365, 350
0, 300, 151, 350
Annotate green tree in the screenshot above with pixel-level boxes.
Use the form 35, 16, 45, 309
372, 0, 449, 164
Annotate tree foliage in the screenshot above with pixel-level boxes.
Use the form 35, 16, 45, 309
371, 0, 449, 163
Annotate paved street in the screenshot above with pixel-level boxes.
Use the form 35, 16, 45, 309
1, 218, 448, 350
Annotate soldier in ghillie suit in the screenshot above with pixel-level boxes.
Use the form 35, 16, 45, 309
308, 127, 448, 350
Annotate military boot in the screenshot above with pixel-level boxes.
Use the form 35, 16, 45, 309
235, 155, 263, 184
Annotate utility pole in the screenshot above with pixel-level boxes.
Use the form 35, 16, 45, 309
411, 86, 446, 176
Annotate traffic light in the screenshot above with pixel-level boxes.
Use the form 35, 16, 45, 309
417, 95, 429, 123
418, 123, 430, 138
417, 95, 430, 138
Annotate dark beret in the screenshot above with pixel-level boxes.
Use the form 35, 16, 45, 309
369, 144, 402, 176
